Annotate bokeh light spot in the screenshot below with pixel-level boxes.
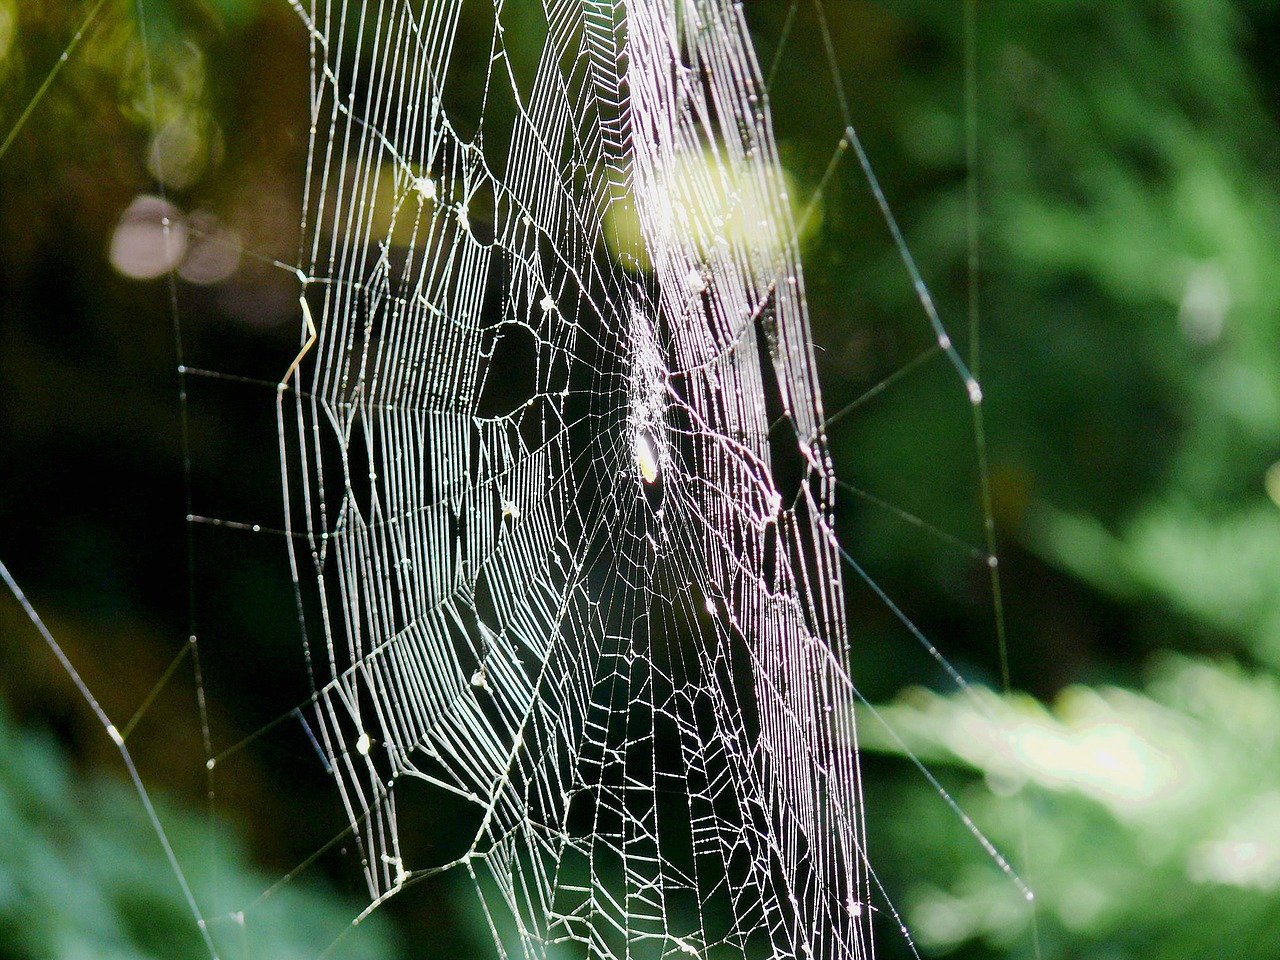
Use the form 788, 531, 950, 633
109, 194, 187, 280
177, 210, 241, 285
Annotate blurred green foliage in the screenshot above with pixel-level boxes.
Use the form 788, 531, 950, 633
861, 656, 1280, 959
0, 702, 398, 960
822, 1, 1280, 956
2, 0, 1280, 958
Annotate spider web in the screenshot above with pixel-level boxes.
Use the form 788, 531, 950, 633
0, 0, 1030, 956
277, 0, 880, 957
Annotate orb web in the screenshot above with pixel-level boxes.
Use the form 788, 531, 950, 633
280, 0, 874, 956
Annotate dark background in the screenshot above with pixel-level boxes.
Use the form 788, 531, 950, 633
2, 1, 1280, 957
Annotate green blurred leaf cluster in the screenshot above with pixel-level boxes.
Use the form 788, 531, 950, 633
838, 1, 1280, 956
862, 656, 1280, 958
0, 703, 398, 960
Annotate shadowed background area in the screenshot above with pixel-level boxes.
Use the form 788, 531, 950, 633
2, 0, 1280, 958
